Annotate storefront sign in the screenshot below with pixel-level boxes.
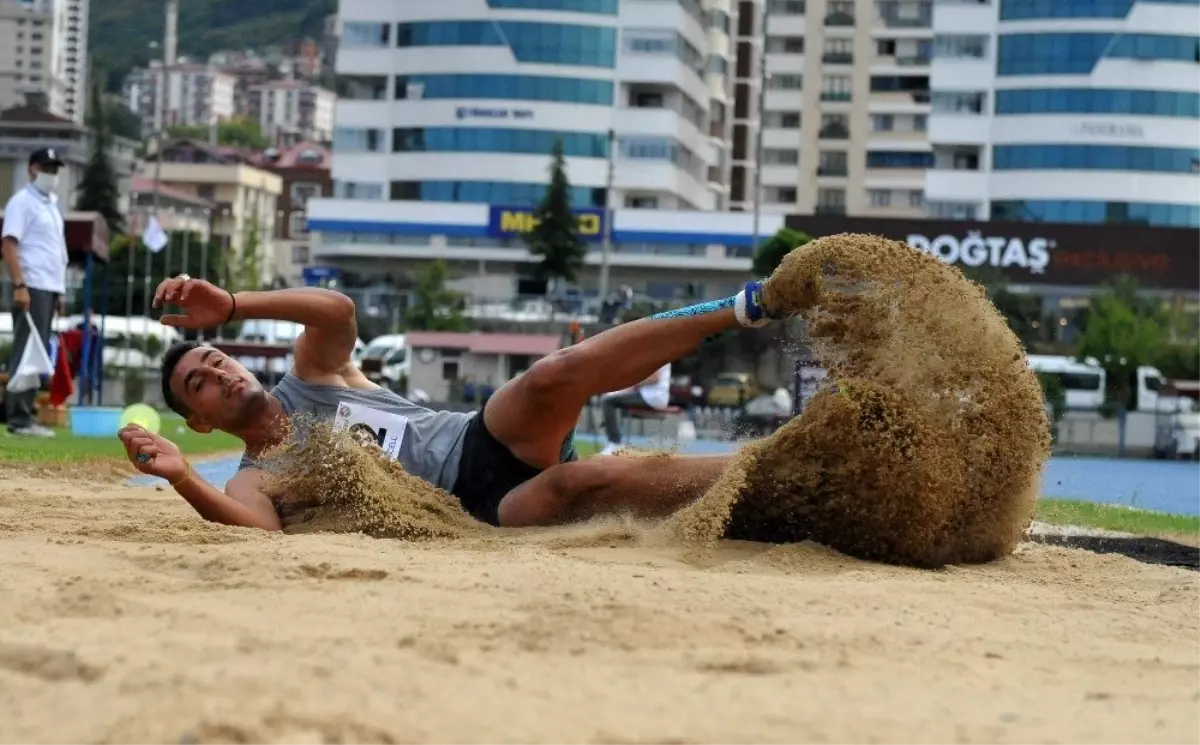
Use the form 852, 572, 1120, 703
783, 214, 1199, 291
487, 206, 606, 241
455, 106, 534, 121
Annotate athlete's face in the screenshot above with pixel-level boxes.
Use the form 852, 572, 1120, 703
170, 346, 268, 433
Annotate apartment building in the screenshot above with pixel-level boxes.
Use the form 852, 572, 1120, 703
244, 80, 335, 145
141, 139, 283, 285
926, 0, 1199, 228
59, 0, 84, 121
747, 0, 932, 218
0, 0, 70, 120
122, 62, 238, 136
259, 141, 332, 285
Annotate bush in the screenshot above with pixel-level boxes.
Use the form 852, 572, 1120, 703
124, 369, 147, 406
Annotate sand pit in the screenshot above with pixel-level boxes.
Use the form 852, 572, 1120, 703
1, 469, 1197, 744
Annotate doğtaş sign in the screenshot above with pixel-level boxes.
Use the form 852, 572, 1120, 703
783, 214, 1199, 291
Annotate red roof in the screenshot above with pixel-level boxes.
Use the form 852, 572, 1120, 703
407, 332, 561, 356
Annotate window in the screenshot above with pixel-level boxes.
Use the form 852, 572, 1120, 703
489, 0, 618, 13
908, 190, 924, 208
768, 0, 806, 14
869, 189, 892, 207
990, 200, 1200, 228
765, 111, 801, 128
913, 114, 927, 131
998, 0, 1190, 21
709, 9, 732, 32
932, 91, 986, 114
290, 182, 323, 206
388, 180, 606, 206
391, 127, 608, 157
626, 195, 659, 208
995, 88, 1200, 118
341, 22, 391, 47
997, 33, 1200, 76
707, 54, 729, 75
333, 181, 385, 200
817, 188, 846, 212
768, 186, 797, 202
767, 74, 803, 89
877, 39, 896, 56
821, 75, 852, 100
992, 145, 1200, 173
395, 74, 613, 105
442, 360, 460, 381
197, 185, 215, 200
823, 37, 854, 63
819, 113, 849, 138
928, 201, 978, 220
818, 150, 848, 175
826, 1, 855, 24
292, 244, 311, 264
763, 148, 800, 165
766, 36, 805, 53
332, 127, 384, 152
934, 34, 988, 59
872, 114, 894, 131
395, 21, 617, 67
289, 211, 308, 237
341, 76, 388, 101
871, 75, 930, 92
866, 150, 934, 168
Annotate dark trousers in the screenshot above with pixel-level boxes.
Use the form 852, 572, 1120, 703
601, 390, 648, 444
6, 288, 58, 430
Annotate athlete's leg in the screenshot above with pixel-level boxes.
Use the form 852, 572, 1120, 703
496, 453, 732, 527
484, 283, 779, 470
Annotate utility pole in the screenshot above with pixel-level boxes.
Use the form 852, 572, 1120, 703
142, 0, 176, 364
598, 128, 615, 306
751, 0, 770, 255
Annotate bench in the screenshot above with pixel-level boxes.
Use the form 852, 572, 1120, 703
622, 404, 683, 437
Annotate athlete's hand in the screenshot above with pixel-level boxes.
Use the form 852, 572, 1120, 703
12, 286, 30, 311
118, 425, 188, 484
153, 274, 234, 329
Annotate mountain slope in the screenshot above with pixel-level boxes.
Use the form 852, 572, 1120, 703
90, 0, 335, 91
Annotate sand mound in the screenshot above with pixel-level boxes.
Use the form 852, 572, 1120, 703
668, 234, 1051, 567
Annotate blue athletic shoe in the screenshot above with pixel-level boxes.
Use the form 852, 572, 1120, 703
735, 280, 771, 328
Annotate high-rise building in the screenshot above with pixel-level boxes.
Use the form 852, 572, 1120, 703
0, 0, 79, 122
330, 0, 746, 210
926, 0, 1200, 228
749, 0, 933, 218
122, 62, 238, 136
245, 80, 336, 145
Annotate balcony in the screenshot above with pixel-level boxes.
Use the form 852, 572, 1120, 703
818, 123, 850, 139
822, 52, 854, 64
820, 91, 852, 102
817, 165, 849, 176
896, 55, 931, 66
824, 11, 855, 26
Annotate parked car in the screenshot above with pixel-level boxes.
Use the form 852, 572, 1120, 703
707, 372, 758, 408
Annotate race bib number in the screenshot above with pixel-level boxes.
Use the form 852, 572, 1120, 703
332, 401, 408, 460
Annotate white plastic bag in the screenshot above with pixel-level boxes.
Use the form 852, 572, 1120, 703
6, 312, 54, 393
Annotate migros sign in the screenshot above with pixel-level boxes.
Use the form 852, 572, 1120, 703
488, 206, 605, 241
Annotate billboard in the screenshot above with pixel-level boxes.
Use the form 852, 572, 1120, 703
782, 214, 1200, 291
487, 206, 606, 243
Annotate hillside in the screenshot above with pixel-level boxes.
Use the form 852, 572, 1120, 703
90, 0, 335, 92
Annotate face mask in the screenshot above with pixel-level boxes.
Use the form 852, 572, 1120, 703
33, 171, 58, 195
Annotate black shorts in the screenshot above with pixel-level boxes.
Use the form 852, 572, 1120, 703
451, 411, 578, 526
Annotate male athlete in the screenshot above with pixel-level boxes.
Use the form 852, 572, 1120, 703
118, 275, 783, 531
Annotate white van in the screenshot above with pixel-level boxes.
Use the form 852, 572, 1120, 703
1027, 355, 1106, 411
357, 334, 409, 391
1135, 365, 1195, 414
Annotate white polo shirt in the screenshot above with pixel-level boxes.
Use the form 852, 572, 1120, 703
2, 183, 67, 295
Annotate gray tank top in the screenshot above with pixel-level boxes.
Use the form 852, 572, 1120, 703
238, 373, 474, 492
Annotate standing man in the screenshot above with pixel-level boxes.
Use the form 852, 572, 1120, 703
2, 148, 68, 437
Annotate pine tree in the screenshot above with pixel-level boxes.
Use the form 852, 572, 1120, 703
76, 79, 125, 235
406, 260, 468, 332
524, 139, 586, 286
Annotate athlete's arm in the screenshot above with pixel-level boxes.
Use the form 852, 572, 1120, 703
229, 288, 358, 376
176, 469, 282, 531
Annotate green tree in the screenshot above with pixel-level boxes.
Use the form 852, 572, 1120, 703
524, 139, 586, 287
961, 265, 1047, 350
405, 260, 468, 332
1075, 277, 1166, 411
76, 81, 125, 235
751, 227, 810, 277
168, 117, 270, 149
102, 92, 144, 142
236, 219, 263, 291
105, 231, 225, 317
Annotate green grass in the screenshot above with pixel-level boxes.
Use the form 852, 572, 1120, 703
0, 416, 242, 464
1037, 498, 1200, 542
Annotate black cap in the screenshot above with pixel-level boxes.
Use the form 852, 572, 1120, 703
29, 147, 64, 168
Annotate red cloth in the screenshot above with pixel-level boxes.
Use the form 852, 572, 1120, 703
48, 334, 75, 406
